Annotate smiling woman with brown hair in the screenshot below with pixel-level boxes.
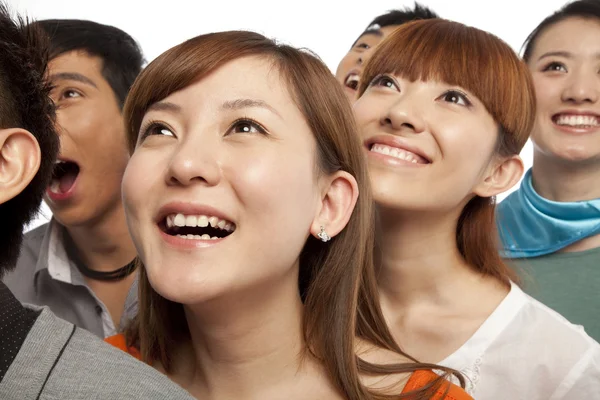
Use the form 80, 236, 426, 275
355, 18, 600, 399
106, 30, 470, 400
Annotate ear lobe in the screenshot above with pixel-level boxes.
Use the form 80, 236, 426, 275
474, 155, 524, 198
0, 128, 41, 204
310, 170, 359, 241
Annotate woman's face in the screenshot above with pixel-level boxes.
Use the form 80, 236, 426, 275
354, 74, 499, 213
122, 56, 324, 304
528, 17, 600, 164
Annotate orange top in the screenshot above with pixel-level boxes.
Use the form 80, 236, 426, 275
106, 334, 472, 399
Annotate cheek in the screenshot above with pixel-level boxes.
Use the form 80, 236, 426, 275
121, 152, 157, 222
533, 76, 559, 112
335, 53, 354, 79
230, 149, 317, 218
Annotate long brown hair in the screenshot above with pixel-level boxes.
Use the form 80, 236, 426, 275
359, 19, 536, 286
124, 30, 462, 399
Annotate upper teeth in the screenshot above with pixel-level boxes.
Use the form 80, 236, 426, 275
345, 73, 359, 85
370, 144, 424, 164
166, 213, 234, 232
556, 115, 599, 127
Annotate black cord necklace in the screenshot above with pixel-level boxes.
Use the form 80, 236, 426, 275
76, 259, 137, 282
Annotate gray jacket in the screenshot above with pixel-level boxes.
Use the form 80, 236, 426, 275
0, 304, 193, 400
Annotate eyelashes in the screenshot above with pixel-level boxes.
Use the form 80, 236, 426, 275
438, 90, 472, 107
137, 117, 269, 143
368, 74, 473, 107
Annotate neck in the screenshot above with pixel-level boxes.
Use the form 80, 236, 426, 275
375, 207, 492, 308
64, 203, 137, 272
532, 152, 600, 202
178, 273, 326, 399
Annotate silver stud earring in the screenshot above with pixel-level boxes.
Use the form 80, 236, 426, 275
317, 226, 331, 242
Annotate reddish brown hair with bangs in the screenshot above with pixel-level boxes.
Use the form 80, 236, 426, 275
124, 30, 463, 400
359, 19, 536, 286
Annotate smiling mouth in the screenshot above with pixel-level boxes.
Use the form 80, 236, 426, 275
160, 213, 236, 240
369, 143, 430, 164
49, 160, 80, 194
344, 72, 360, 91
553, 114, 600, 128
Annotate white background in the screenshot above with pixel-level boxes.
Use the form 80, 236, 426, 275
13, 0, 569, 229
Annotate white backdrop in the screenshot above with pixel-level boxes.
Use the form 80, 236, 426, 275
13, 0, 568, 229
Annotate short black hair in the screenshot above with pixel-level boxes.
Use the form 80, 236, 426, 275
351, 2, 439, 47
0, 5, 59, 277
523, 0, 600, 62
36, 19, 144, 109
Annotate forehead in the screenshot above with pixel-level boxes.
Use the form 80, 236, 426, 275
533, 17, 600, 55
49, 51, 104, 80
153, 56, 302, 120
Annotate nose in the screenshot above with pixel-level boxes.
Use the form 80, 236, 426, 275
166, 133, 221, 188
562, 69, 600, 104
381, 96, 426, 135
357, 47, 376, 67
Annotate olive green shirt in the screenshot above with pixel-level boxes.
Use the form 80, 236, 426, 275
509, 246, 600, 342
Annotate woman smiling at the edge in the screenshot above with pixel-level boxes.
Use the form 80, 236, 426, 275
497, 0, 600, 343
106, 31, 471, 400
355, 19, 600, 399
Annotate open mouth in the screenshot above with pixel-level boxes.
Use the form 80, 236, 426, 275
160, 213, 236, 240
344, 72, 360, 91
369, 143, 430, 164
553, 113, 600, 129
49, 160, 80, 194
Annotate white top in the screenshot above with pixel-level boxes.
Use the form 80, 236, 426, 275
439, 282, 600, 399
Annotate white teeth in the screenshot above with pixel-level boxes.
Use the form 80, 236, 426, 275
345, 73, 359, 85
370, 144, 426, 164
185, 215, 197, 227
165, 213, 236, 234
197, 216, 209, 228
201, 234, 210, 240
211, 236, 218, 240
50, 181, 60, 194
174, 213, 186, 227
556, 114, 599, 127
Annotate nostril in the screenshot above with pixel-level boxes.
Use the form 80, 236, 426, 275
401, 122, 416, 130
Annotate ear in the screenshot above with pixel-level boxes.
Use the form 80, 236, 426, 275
310, 170, 359, 241
0, 128, 41, 204
474, 154, 524, 198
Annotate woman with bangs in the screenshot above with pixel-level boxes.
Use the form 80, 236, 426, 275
354, 18, 600, 399
105, 30, 471, 399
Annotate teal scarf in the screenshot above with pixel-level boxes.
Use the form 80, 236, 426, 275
496, 169, 600, 258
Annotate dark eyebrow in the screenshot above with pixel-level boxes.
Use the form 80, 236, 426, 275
49, 72, 98, 88
147, 101, 182, 114
221, 98, 281, 118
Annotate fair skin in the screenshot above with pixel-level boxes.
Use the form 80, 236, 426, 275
528, 17, 600, 252
0, 128, 40, 210
122, 56, 359, 400
335, 26, 399, 101
354, 74, 523, 362
46, 51, 137, 327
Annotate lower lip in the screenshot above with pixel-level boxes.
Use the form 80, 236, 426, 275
344, 85, 357, 96
158, 226, 228, 249
553, 120, 600, 135
366, 148, 428, 167
45, 175, 79, 202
